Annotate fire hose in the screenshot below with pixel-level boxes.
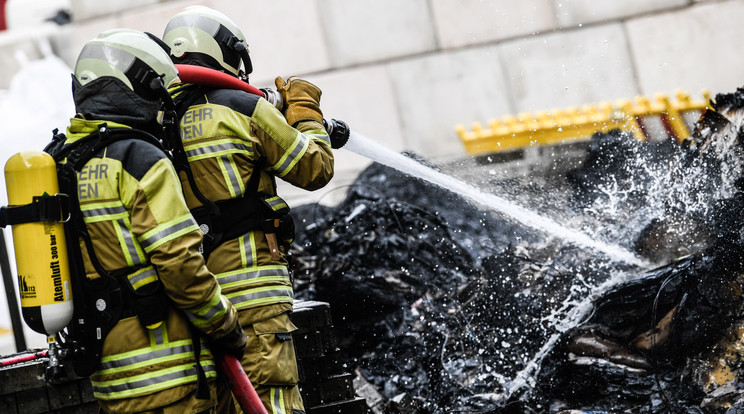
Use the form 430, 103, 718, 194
175, 64, 350, 145
0, 350, 47, 367
175, 64, 266, 98
216, 353, 268, 414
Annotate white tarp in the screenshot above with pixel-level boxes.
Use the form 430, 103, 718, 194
0, 41, 74, 354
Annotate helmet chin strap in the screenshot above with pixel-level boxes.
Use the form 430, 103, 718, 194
145, 32, 171, 55
149, 76, 175, 111
215, 28, 253, 81
233, 41, 252, 82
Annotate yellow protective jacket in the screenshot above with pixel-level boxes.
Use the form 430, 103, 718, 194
171, 85, 334, 325
62, 117, 239, 412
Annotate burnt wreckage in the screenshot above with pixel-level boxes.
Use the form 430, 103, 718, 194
288, 87, 744, 413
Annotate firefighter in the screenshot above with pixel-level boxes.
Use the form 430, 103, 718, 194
57, 29, 246, 413
162, 6, 348, 413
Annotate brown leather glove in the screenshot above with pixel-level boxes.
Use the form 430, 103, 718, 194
209, 319, 247, 360
274, 76, 323, 126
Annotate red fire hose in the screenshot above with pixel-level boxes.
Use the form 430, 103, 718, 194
0, 350, 47, 367
216, 353, 268, 414
175, 64, 266, 98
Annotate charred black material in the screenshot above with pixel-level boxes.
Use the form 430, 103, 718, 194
290, 93, 744, 412
290, 155, 637, 412
712, 87, 744, 113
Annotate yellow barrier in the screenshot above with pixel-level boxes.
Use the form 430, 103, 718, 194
456, 90, 711, 155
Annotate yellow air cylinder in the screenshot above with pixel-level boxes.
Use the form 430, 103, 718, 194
4, 151, 73, 336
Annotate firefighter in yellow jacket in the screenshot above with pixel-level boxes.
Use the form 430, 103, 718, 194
54, 29, 246, 413
162, 6, 348, 413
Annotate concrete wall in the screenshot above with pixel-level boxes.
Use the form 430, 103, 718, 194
1, 0, 742, 207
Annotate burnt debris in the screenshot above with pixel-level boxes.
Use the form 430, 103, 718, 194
289, 87, 744, 413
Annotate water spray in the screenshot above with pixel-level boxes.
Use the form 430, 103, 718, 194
342, 129, 649, 268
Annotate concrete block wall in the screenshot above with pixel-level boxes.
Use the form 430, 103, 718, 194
0, 0, 742, 209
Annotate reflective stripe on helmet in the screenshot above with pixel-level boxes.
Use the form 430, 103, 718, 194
163, 6, 250, 76
75, 29, 179, 90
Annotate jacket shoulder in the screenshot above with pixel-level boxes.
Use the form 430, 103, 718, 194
105, 138, 169, 181
204, 88, 260, 117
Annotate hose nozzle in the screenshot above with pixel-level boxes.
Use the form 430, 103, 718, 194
324, 118, 350, 149
259, 87, 284, 111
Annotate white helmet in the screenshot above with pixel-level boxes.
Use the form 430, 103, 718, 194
163, 5, 252, 78
73, 29, 180, 125
74, 28, 179, 100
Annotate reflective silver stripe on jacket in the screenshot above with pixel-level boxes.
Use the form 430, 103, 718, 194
184, 290, 230, 328
127, 266, 157, 291
81, 204, 127, 220
184, 140, 253, 161
272, 387, 286, 414
139, 214, 198, 253
96, 339, 205, 374
307, 131, 331, 147
225, 286, 294, 310
272, 132, 310, 177
241, 233, 255, 268
91, 361, 217, 399
117, 219, 144, 266
216, 266, 290, 288
221, 155, 244, 198
265, 196, 288, 212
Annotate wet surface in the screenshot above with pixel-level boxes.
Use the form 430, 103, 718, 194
289, 88, 744, 413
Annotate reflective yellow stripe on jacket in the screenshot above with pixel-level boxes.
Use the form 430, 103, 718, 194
271, 129, 311, 178
216, 265, 290, 289
185, 138, 254, 198
127, 266, 158, 291
225, 285, 293, 310
138, 213, 199, 254
184, 285, 231, 328
213, 231, 293, 310
184, 137, 254, 162
265, 196, 288, 212
80, 199, 146, 267
91, 339, 216, 400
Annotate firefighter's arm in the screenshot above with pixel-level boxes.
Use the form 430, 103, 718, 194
129, 157, 240, 339
249, 97, 335, 191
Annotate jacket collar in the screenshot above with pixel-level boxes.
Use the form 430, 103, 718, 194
65, 117, 131, 144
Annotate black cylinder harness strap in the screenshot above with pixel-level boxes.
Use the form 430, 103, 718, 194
0, 193, 70, 228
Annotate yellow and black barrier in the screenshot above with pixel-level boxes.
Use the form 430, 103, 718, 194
456, 90, 711, 156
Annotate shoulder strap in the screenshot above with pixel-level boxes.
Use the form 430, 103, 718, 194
48, 123, 164, 166
168, 87, 227, 254
167, 88, 217, 208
